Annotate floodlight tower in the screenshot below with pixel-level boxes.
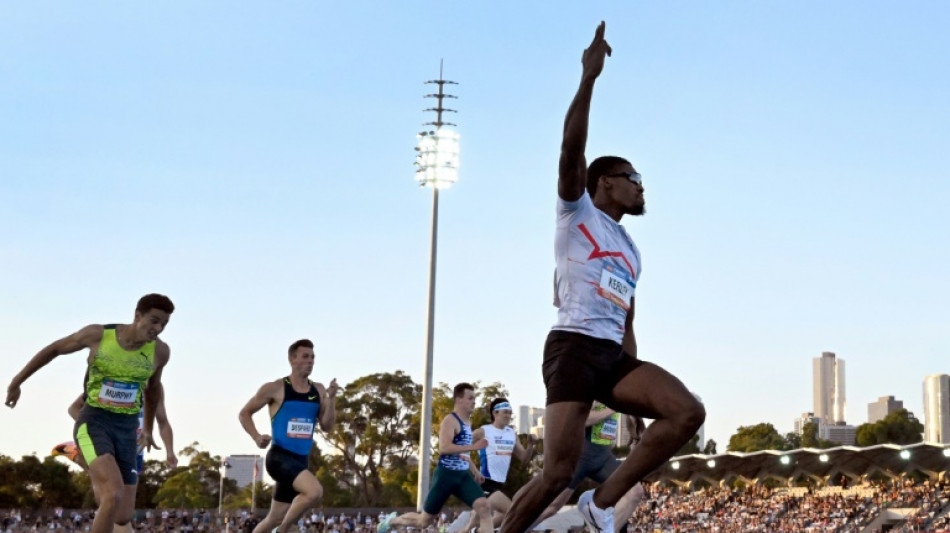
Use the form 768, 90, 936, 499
414, 60, 459, 510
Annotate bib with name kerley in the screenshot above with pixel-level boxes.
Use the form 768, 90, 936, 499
597, 264, 635, 311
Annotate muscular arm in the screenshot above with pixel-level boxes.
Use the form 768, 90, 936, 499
156, 400, 177, 467
558, 21, 612, 202
239, 381, 280, 448
142, 341, 169, 440
6, 324, 102, 408
438, 416, 487, 455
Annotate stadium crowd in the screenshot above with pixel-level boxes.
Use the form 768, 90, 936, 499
627, 477, 949, 533
1, 478, 947, 533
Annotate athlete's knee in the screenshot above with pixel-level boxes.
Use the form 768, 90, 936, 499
676, 397, 706, 433
303, 484, 323, 504
473, 498, 490, 514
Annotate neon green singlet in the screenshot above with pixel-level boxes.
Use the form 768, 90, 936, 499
84, 325, 156, 414
590, 403, 621, 446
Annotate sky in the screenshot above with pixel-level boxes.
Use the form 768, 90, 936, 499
1, 2, 949, 469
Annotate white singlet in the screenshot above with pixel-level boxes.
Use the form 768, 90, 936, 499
478, 424, 517, 482
552, 192, 641, 344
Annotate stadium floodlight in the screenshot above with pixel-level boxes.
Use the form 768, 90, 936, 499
415, 61, 460, 512
944, 448, 950, 457
706, 459, 716, 468
900, 450, 911, 460
415, 129, 460, 188
819, 454, 829, 462
780, 455, 791, 465
671, 461, 680, 470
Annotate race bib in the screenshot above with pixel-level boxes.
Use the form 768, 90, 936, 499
287, 418, 315, 439
599, 417, 619, 440
495, 438, 515, 456
98, 380, 139, 408
597, 264, 635, 310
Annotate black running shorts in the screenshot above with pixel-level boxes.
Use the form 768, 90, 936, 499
266, 445, 310, 503
542, 330, 643, 405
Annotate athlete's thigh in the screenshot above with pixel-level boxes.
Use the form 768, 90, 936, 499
601, 361, 697, 420
541, 402, 590, 476
488, 491, 512, 514
292, 469, 321, 496
87, 453, 124, 492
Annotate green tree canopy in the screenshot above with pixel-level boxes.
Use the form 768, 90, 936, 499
856, 409, 924, 446
322, 371, 422, 506
727, 423, 789, 452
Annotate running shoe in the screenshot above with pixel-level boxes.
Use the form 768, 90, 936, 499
377, 512, 398, 533
577, 489, 614, 533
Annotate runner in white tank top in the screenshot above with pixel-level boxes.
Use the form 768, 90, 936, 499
464, 398, 537, 532
499, 22, 706, 533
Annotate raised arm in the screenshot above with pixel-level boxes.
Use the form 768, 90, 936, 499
6, 324, 103, 408
317, 379, 339, 432
438, 416, 488, 455
239, 381, 280, 449
141, 341, 169, 450
558, 21, 612, 202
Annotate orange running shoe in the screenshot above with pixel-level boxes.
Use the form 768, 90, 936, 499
51, 441, 80, 463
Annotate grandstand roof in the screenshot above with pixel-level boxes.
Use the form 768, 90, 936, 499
644, 442, 950, 485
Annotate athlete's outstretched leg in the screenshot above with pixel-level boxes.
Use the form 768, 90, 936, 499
498, 401, 588, 533
594, 362, 704, 509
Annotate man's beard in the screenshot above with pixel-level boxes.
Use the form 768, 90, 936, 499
629, 203, 646, 216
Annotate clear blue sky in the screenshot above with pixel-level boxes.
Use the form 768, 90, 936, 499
2, 2, 948, 465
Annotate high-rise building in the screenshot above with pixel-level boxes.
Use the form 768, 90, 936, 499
794, 412, 822, 435
868, 396, 903, 424
819, 422, 857, 446
517, 405, 545, 435
813, 351, 846, 424
225, 455, 264, 488
923, 374, 950, 444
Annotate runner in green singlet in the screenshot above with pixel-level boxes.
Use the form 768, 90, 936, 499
5, 293, 174, 533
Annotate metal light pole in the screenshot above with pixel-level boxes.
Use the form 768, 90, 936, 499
414, 60, 459, 510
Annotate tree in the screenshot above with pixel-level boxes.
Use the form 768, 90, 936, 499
155, 442, 235, 508
727, 423, 788, 452
703, 439, 718, 455
137, 459, 171, 509
784, 432, 802, 450
856, 409, 924, 446
223, 481, 273, 510
801, 422, 843, 449
322, 371, 422, 506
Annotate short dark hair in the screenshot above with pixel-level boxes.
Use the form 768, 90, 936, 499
586, 155, 632, 197
453, 382, 475, 400
136, 294, 174, 315
288, 339, 314, 357
489, 397, 510, 422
